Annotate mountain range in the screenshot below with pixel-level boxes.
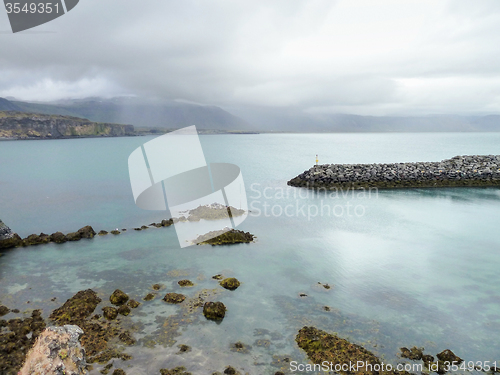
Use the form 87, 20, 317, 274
1, 97, 500, 132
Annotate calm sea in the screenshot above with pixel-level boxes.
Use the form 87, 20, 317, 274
1, 133, 500, 374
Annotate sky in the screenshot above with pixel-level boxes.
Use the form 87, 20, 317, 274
1, 0, 500, 116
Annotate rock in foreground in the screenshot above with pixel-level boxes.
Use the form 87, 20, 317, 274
0, 219, 22, 249
203, 301, 226, 321
19, 325, 87, 375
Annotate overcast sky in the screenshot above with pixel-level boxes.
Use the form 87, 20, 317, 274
1, 0, 500, 115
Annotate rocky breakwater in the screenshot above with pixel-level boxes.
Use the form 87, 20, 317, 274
288, 155, 500, 190
0, 111, 135, 139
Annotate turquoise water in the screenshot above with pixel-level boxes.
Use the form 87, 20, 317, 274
1, 133, 500, 374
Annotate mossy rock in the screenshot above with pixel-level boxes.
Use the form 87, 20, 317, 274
0, 233, 22, 249
66, 232, 82, 241
49, 289, 101, 325
102, 306, 118, 320
119, 331, 136, 345
296, 326, 386, 375
177, 344, 191, 353
127, 299, 140, 308
212, 274, 223, 280
78, 225, 96, 239
112, 369, 126, 375
400, 346, 424, 360
22, 233, 51, 246
163, 293, 186, 304
177, 279, 194, 287
436, 349, 463, 364
0, 305, 10, 316
195, 229, 254, 246
143, 293, 155, 301
203, 301, 226, 321
110, 230, 120, 235
50, 232, 67, 243
110, 289, 129, 306
160, 367, 191, 375
219, 278, 240, 291
152, 284, 162, 290
98, 230, 109, 236
117, 305, 131, 316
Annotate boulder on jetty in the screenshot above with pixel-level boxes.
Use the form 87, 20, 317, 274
288, 155, 500, 190
0, 219, 22, 249
195, 229, 254, 246
51, 231, 68, 243
19, 325, 87, 375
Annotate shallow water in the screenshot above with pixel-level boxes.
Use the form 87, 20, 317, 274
1, 133, 500, 374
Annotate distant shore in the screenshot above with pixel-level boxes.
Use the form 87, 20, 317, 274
288, 155, 500, 190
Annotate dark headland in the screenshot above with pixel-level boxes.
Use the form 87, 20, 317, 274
288, 155, 500, 190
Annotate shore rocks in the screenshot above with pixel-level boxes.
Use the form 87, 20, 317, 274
0, 309, 46, 374
77, 225, 96, 239
51, 231, 68, 243
143, 293, 155, 301
117, 305, 131, 316
203, 301, 226, 320
0, 305, 10, 316
288, 155, 500, 190
0, 219, 22, 249
127, 299, 140, 308
163, 293, 186, 304
219, 278, 240, 291
160, 367, 191, 375
437, 349, 463, 364
66, 232, 82, 241
19, 325, 87, 375
110, 290, 129, 306
50, 289, 102, 324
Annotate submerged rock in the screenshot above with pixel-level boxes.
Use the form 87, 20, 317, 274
160, 367, 191, 375
118, 331, 136, 346
177, 344, 191, 353
110, 289, 129, 306
19, 325, 87, 375
219, 277, 240, 291
143, 293, 156, 301
212, 274, 224, 280
163, 293, 186, 304
177, 279, 194, 287
152, 284, 162, 290
98, 230, 109, 236
203, 301, 226, 321
400, 346, 424, 360
110, 230, 121, 235
0, 305, 10, 316
112, 370, 126, 375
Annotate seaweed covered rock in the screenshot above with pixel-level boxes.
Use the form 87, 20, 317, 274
98, 230, 108, 236
163, 293, 186, 304
102, 307, 118, 320
296, 326, 389, 375
0, 219, 22, 249
119, 331, 136, 346
110, 230, 121, 235
78, 225, 96, 239
436, 349, 463, 364
219, 278, 240, 291
50, 231, 68, 243
50, 289, 102, 325
0, 305, 10, 316
161, 219, 174, 227
117, 305, 131, 316
0, 310, 46, 375
195, 229, 254, 246
143, 293, 155, 301
127, 299, 140, 308
66, 232, 82, 241
400, 346, 424, 360
203, 301, 226, 320
18, 325, 87, 375
160, 367, 191, 375
112, 370, 126, 375
110, 289, 129, 306
22, 233, 51, 246
178, 279, 194, 287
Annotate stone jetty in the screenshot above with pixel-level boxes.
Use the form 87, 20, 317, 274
287, 155, 500, 190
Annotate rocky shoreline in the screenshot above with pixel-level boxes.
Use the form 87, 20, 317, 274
0, 205, 253, 251
287, 155, 500, 190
